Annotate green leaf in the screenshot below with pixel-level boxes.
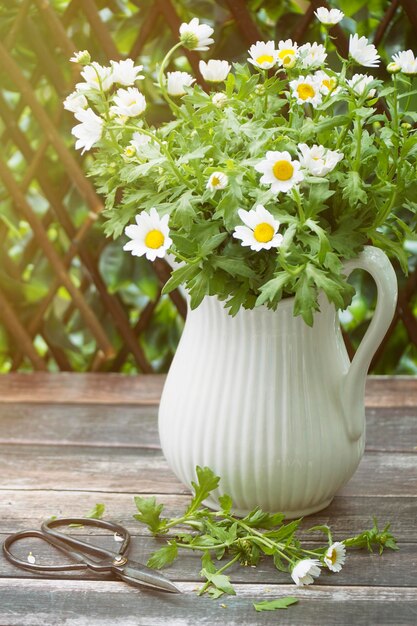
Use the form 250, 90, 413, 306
342, 171, 367, 206
256, 272, 291, 307
199, 233, 228, 256
85, 503, 105, 520
161, 263, 199, 295
187, 466, 220, 515
218, 494, 233, 514
294, 272, 318, 326
242, 507, 285, 529
212, 256, 256, 278
253, 597, 298, 612
133, 496, 166, 535
147, 541, 178, 569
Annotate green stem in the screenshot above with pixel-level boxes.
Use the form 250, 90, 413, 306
198, 554, 240, 595
232, 519, 293, 564
107, 124, 190, 187
157, 42, 184, 115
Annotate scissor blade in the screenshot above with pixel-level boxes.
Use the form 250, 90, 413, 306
117, 560, 181, 593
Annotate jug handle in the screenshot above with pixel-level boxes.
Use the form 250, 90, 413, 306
341, 246, 398, 441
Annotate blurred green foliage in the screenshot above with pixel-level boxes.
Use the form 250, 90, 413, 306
0, 0, 416, 373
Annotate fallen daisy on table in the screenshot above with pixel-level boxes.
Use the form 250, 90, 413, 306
291, 559, 322, 586
324, 542, 347, 572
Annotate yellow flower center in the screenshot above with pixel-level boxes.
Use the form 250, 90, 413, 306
297, 83, 315, 100
253, 222, 275, 243
322, 78, 336, 90
145, 229, 165, 249
211, 176, 220, 187
256, 54, 274, 65
278, 48, 295, 60
328, 549, 337, 565
272, 159, 294, 181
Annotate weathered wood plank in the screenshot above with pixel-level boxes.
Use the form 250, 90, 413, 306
0, 444, 416, 495
0, 405, 160, 448
0, 491, 415, 542
0, 374, 416, 407
0, 579, 416, 626
0, 404, 416, 451
0, 373, 165, 405
0, 531, 414, 587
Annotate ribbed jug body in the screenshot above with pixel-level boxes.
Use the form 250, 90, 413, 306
159, 295, 365, 517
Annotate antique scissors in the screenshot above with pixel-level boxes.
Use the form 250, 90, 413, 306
3, 517, 180, 593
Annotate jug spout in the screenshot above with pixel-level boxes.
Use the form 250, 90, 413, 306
341, 247, 397, 441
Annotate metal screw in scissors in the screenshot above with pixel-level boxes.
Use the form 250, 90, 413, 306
2, 517, 180, 594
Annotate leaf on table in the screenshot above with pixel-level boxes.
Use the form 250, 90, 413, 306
133, 496, 167, 534
147, 541, 178, 569
253, 597, 298, 611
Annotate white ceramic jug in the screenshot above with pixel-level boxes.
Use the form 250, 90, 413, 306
159, 246, 397, 517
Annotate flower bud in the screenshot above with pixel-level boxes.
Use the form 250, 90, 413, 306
372, 121, 381, 132
401, 122, 412, 130
212, 92, 228, 108
387, 61, 400, 74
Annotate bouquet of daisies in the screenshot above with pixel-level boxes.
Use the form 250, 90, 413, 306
65, 8, 417, 324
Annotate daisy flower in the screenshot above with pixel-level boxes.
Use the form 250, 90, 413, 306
291, 559, 321, 586
166, 71, 195, 96
315, 70, 339, 95
324, 542, 346, 573
298, 143, 343, 176
111, 87, 146, 117
123, 208, 172, 262
179, 18, 214, 51
63, 91, 88, 113
349, 34, 380, 68
391, 50, 417, 75
255, 151, 304, 194
277, 39, 298, 67
199, 60, 231, 82
247, 41, 279, 70
298, 42, 327, 69
207, 172, 228, 191
71, 108, 103, 154
347, 74, 377, 98
70, 50, 91, 65
78, 62, 114, 92
289, 75, 323, 106
233, 205, 283, 251
110, 59, 144, 86
314, 7, 344, 25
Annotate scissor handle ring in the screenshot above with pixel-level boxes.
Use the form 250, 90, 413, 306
3, 530, 87, 572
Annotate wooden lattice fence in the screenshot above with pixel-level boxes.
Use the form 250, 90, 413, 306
0, 0, 416, 373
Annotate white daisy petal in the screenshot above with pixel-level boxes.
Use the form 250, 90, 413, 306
247, 41, 279, 69
291, 559, 322, 586
179, 18, 214, 51
207, 172, 228, 191
233, 205, 283, 251
298, 143, 343, 176
110, 59, 144, 86
391, 49, 417, 75
255, 152, 304, 193
124, 209, 172, 260
289, 75, 323, 107
166, 71, 195, 96
314, 7, 344, 25
111, 87, 146, 117
349, 34, 380, 68
324, 542, 346, 572
199, 60, 231, 82
347, 73, 377, 98
276, 39, 298, 67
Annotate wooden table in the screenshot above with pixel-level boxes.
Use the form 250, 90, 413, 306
0, 374, 416, 625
